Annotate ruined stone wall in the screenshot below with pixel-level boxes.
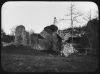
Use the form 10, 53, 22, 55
40, 30, 53, 42
14, 25, 30, 46
40, 25, 62, 52
30, 34, 39, 49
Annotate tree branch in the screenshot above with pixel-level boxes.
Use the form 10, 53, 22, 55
74, 18, 81, 23
57, 19, 71, 21
73, 13, 83, 20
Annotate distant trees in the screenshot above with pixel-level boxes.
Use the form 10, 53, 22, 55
82, 10, 99, 50
1, 29, 5, 38
85, 18, 99, 51
63, 27, 83, 35
10, 26, 16, 36
1, 28, 15, 43
1, 34, 15, 43
75, 18, 99, 55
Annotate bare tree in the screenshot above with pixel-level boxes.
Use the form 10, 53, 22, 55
29, 29, 34, 34
10, 26, 16, 36
94, 10, 99, 20
83, 10, 92, 21
54, 3, 83, 45
64, 3, 83, 43
83, 9, 99, 22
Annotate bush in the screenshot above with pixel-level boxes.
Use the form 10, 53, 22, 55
2, 35, 15, 43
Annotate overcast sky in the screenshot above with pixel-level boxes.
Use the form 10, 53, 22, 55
1, 1, 98, 35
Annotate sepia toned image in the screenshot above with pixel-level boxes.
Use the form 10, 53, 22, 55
1, 1, 99, 72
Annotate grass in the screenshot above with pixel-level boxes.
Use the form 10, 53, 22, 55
1, 45, 98, 72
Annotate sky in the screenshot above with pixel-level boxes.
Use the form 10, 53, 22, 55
1, 1, 99, 35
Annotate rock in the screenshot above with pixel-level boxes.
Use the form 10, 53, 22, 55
61, 43, 77, 57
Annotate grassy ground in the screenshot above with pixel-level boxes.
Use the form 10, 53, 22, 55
1, 45, 98, 72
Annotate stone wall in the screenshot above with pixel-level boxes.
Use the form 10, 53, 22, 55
14, 25, 30, 46
40, 25, 61, 51
14, 25, 62, 53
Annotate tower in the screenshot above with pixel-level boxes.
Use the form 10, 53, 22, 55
53, 17, 57, 25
